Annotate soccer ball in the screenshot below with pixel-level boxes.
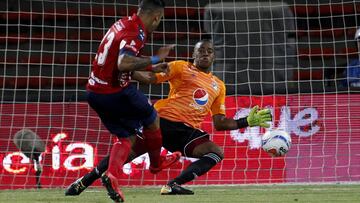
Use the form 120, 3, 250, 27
261, 130, 291, 157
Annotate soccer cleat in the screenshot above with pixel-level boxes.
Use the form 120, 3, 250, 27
149, 151, 181, 174
160, 182, 194, 195
65, 177, 87, 196
101, 172, 125, 203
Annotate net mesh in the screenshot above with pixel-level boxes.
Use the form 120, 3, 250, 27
0, 0, 360, 189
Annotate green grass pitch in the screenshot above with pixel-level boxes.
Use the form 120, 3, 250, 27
1, 184, 359, 203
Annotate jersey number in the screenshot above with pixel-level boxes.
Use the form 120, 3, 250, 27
97, 31, 115, 66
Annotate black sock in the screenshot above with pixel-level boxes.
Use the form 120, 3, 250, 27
81, 156, 109, 187
169, 152, 222, 185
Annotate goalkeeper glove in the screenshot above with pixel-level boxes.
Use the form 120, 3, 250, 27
246, 106, 272, 128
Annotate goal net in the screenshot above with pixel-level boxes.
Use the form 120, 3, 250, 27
1, 0, 360, 189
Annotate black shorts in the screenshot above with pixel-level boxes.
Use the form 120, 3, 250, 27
160, 117, 210, 157
87, 84, 157, 138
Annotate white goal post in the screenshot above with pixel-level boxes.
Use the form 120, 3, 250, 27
0, 0, 360, 189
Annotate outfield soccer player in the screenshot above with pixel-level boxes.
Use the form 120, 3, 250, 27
66, 39, 271, 196
81, 0, 181, 201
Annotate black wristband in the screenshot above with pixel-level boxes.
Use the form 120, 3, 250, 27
236, 117, 249, 129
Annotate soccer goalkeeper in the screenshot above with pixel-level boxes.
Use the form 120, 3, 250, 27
65, 39, 272, 196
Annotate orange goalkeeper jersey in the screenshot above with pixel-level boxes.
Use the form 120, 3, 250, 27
154, 60, 226, 129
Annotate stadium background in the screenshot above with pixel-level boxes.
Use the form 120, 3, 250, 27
1, 0, 360, 189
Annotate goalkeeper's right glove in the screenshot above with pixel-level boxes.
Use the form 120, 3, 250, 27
246, 106, 272, 128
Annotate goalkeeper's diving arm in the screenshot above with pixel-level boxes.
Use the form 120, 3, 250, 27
212, 106, 272, 131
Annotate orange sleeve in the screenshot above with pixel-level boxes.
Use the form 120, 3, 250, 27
211, 82, 226, 116
155, 61, 184, 84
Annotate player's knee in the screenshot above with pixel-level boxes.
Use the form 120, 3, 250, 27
217, 151, 224, 161
209, 146, 224, 161
190, 142, 223, 159
203, 152, 223, 165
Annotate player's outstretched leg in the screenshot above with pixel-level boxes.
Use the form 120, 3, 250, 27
101, 138, 131, 202
65, 177, 87, 196
101, 172, 125, 203
149, 151, 182, 174
65, 156, 109, 196
143, 117, 181, 174
160, 153, 221, 195
160, 182, 194, 195
65, 152, 181, 195
65, 133, 181, 196
161, 141, 223, 195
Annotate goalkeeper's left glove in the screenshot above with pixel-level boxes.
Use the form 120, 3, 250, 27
246, 106, 272, 128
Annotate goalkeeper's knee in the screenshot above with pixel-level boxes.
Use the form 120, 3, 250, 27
195, 152, 223, 176
203, 152, 223, 165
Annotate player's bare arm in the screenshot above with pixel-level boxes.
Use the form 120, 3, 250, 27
212, 114, 239, 130
117, 45, 174, 72
132, 62, 168, 84
212, 106, 272, 131
117, 55, 152, 72
132, 71, 154, 84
